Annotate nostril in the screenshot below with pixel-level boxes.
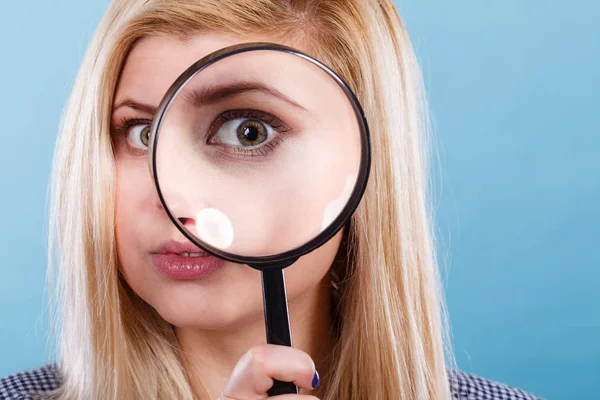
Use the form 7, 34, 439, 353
178, 217, 198, 234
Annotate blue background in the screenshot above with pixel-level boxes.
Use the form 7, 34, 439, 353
1, 1, 598, 399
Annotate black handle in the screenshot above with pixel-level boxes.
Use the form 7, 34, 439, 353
260, 268, 298, 396
268, 378, 298, 396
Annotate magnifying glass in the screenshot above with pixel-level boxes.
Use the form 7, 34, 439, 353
148, 43, 371, 396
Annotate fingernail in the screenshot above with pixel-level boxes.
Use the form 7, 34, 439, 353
312, 369, 320, 388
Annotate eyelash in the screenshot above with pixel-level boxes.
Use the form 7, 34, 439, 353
111, 109, 292, 158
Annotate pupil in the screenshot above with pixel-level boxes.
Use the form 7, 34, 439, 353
243, 126, 260, 142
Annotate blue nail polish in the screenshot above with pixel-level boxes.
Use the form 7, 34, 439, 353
312, 370, 320, 388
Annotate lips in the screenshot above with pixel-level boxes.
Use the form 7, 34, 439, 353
151, 240, 225, 279
152, 240, 209, 256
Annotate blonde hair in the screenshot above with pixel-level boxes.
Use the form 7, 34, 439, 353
48, 0, 453, 399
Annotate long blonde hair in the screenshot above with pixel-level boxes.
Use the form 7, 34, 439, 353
48, 0, 452, 398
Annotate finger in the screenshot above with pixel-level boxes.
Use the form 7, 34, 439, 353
221, 344, 317, 399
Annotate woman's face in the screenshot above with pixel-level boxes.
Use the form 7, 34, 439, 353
112, 33, 343, 330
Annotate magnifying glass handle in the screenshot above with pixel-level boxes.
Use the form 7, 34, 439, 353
260, 267, 298, 396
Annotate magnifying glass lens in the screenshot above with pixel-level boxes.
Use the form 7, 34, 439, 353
153, 48, 365, 261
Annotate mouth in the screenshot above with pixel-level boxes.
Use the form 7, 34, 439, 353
175, 252, 208, 257
151, 240, 225, 279
153, 240, 209, 256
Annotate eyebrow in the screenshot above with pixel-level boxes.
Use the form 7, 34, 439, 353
112, 81, 307, 116
112, 99, 156, 115
184, 81, 307, 111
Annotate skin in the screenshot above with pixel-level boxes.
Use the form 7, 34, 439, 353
112, 33, 346, 398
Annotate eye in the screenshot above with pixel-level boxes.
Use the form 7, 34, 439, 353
127, 124, 151, 149
211, 118, 276, 148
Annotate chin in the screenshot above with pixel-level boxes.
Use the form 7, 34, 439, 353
147, 283, 265, 330
120, 254, 266, 329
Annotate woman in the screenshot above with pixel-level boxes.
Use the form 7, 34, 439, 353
0, 0, 541, 399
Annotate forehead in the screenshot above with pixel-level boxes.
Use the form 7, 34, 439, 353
114, 34, 270, 108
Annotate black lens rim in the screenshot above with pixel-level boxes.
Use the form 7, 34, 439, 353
148, 42, 371, 270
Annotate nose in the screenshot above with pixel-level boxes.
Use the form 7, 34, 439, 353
177, 217, 197, 233
154, 186, 200, 228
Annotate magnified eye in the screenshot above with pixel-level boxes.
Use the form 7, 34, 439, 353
214, 118, 275, 148
128, 124, 151, 149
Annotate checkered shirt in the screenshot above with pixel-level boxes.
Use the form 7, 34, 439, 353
1, 364, 543, 399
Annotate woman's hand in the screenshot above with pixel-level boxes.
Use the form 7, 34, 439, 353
218, 344, 320, 399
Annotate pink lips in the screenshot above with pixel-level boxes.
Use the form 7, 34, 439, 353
151, 241, 225, 280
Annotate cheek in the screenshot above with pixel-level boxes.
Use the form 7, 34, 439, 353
114, 159, 159, 280
284, 230, 343, 301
